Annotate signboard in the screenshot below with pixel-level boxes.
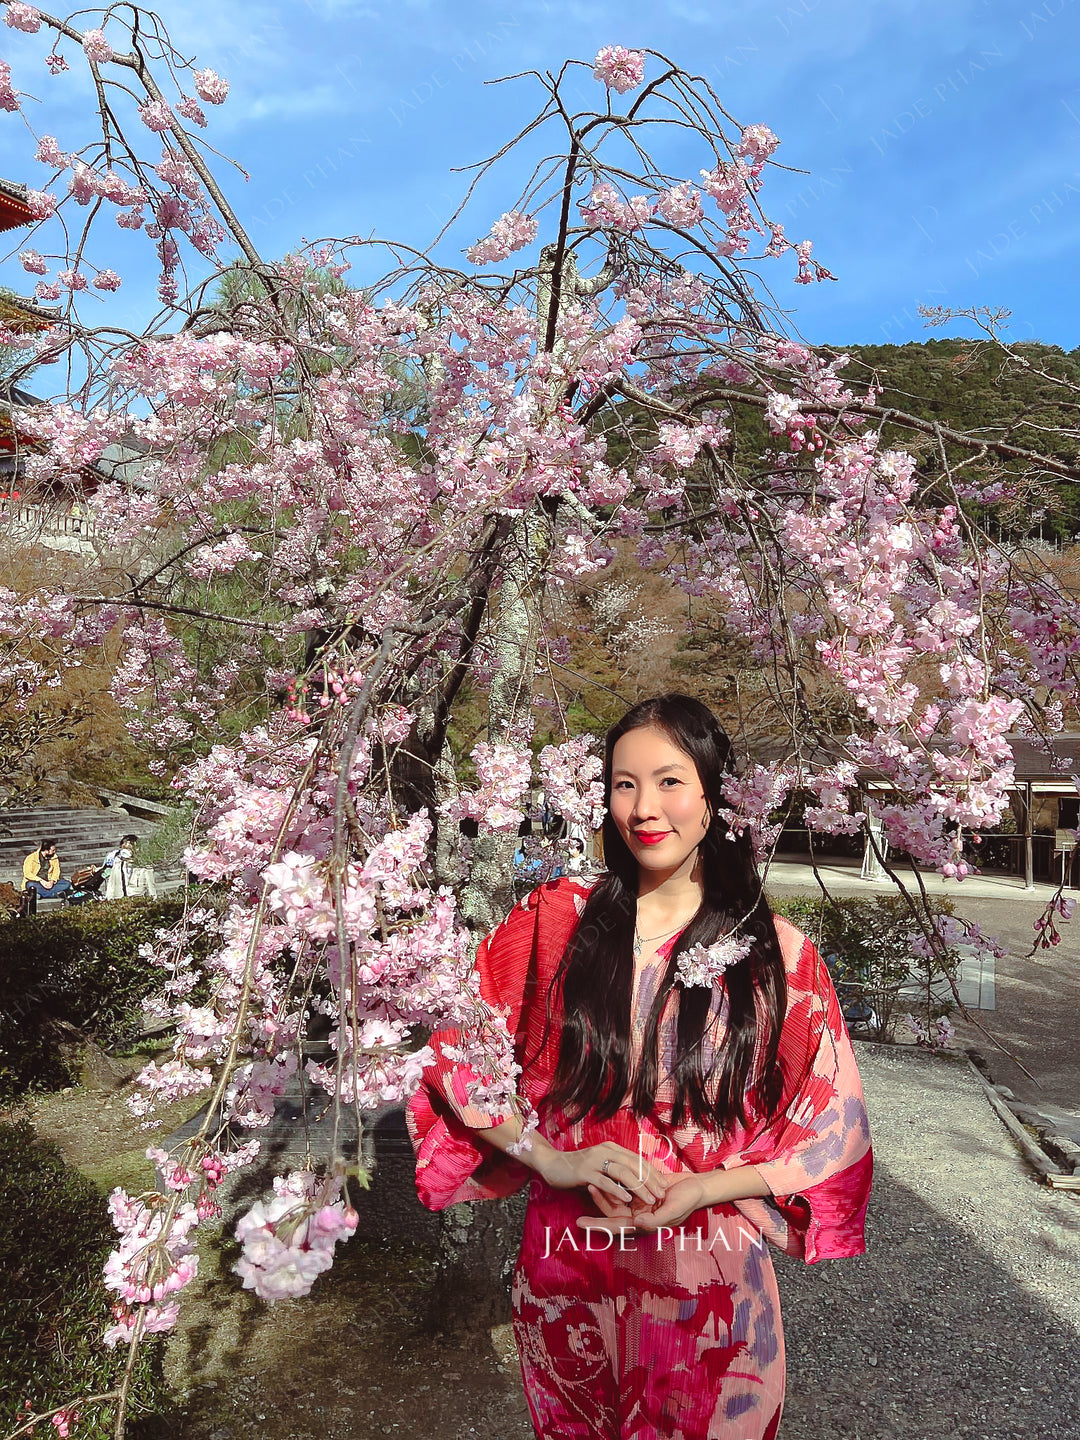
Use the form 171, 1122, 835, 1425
1054, 829, 1077, 852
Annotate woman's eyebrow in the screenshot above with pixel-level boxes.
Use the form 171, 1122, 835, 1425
612, 763, 689, 778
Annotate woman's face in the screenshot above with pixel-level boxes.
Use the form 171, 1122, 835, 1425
609, 725, 710, 879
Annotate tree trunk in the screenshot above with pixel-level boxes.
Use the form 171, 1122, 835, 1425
457, 501, 554, 935
426, 1191, 530, 1333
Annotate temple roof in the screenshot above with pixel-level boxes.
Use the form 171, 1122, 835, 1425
0, 289, 60, 332
0, 383, 149, 492
0, 178, 33, 233
1006, 734, 1080, 783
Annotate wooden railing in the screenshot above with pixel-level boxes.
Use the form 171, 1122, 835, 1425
3, 502, 97, 541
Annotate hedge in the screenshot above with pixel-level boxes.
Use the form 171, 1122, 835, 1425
770, 892, 959, 1041
0, 896, 208, 1101
0, 1120, 175, 1437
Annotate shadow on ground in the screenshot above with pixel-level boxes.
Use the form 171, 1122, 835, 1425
171, 1148, 1080, 1439
778, 1161, 1079, 1440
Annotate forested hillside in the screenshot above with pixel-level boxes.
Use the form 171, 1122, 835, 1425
736, 338, 1080, 540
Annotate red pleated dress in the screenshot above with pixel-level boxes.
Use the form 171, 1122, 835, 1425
408, 877, 873, 1439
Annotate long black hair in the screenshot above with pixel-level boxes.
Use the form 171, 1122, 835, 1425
546, 695, 787, 1133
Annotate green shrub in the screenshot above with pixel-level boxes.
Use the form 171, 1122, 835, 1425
0, 1120, 175, 1437
770, 892, 959, 1042
0, 897, 208, 1101
137, 802, 193, 872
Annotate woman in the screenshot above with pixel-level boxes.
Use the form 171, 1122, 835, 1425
409, 696, 872, 1439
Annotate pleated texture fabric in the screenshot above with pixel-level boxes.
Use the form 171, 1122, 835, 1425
407, 877, 873, 1439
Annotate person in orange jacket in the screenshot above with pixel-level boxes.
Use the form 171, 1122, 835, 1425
22, 839, 72, 900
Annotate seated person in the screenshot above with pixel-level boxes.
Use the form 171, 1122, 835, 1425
102, 834, 157, 900
22, 840, 72, 900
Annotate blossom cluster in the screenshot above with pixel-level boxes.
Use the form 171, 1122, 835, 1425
903, 1014, 955, 1050
538, 735, 605, 832
234, 1171, 358, 1302
592, 45, 646, 94
103, 1189, 200, 1345
1, 35, 231, 298
675, 934, 752, 988
441, 740, 533, 832
466, 209, 539, 265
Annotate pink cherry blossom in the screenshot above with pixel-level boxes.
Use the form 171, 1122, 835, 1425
193, 67, 229, 104
676, 934, 752, 988
735, 123, 780, 164
466, 210, 539, 265
81, 28, 113, 64
34, 134, 65, 167
19, 249, 48, 275
592, 45, 646, 94
441, 741, 532, 833
234, 1171, 357, 1301
26, 187, 56, 217
655, 182, 704, 229
93, 268, 122, 290
5, 3, 42, 33
0, 61, 20, 112
539, 736, 605, 831
138, 98, 174, 132
579, 182, 652, 231
699, 160, 756, 215
176, 94, 207, 126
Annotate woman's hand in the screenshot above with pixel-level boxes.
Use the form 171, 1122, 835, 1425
576, 1162, 771, 1237
622, 1173, 709, 1231
575, 1172, 706, 1237
535, 1140, 669, 1209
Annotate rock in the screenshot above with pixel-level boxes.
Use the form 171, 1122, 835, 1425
1006, 1101, 1047, 1126
58, 1039, 136, 1092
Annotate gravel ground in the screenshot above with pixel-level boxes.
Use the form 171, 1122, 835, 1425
776, 1041, 1080, 1440
17, 1034, 1080, 1437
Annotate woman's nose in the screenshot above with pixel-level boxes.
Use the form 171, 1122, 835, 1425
631, 788, 661, 821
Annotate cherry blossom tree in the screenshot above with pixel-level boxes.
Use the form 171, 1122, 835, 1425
1, 8, 1078, 1435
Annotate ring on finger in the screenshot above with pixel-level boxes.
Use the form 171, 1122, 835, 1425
601, 1158, 612, 1176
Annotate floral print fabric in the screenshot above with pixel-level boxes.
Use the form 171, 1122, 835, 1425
408, 878, 872, 1438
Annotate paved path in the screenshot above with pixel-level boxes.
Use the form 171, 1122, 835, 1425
765, 852, 1074, 903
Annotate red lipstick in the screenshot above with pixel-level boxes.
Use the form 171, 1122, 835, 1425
634, 831, 670, 845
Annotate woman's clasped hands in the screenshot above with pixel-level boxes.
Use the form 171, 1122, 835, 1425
533, 1138, 710, 1237
535, 1140, 667, 1212
582, 1169, 714, 1236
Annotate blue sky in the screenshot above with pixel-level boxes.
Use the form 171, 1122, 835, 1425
2, 0, 1080, 353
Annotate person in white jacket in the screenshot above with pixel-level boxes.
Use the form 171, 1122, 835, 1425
103, 834, 158, 900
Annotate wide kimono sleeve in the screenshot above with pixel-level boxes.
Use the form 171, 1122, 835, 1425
728, 917, 873, 1264
406, 878, 583, 1212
